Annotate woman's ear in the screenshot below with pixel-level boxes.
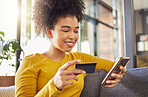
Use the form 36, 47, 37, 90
46, 28, 53, 39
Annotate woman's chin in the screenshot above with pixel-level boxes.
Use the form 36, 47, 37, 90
64, 48, 73, 52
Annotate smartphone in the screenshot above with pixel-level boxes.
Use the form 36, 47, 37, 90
75, 62, 97, 75
101, 57, 130, 85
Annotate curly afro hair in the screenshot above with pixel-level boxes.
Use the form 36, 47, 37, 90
32, 0, 85, 35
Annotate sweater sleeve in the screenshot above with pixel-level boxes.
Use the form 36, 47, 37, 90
15, 58, 62, 97
75, 52, 115, 72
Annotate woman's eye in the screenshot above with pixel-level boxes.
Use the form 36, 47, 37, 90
62, 30, 69, 32
74, 31, 79, 33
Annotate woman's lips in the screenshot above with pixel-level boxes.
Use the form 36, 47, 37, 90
65, 42, 75, 47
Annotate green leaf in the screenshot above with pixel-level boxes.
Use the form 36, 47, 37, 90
3, 43, 9, 51
0, 31, 24, 67
9, 64, 15, 67
11, 40, 20, 52
0, 37, 3, 41
0, 31, 5, 37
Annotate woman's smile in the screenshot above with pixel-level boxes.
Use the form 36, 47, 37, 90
65, 41, 75, 47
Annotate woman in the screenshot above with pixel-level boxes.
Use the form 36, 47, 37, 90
15, 0, 126, 97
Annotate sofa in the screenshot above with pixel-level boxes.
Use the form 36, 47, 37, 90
0, 67, 148, 97
0, 85, 15, 97
80, 67, 148, 97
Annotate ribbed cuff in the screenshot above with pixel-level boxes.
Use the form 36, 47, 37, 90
48, 79, 63, 96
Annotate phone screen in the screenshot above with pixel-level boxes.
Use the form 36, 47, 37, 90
101, 57, 130, 85
114, 59, 130, 74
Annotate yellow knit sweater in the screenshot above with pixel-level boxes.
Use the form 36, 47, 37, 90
15, 52, 114, 97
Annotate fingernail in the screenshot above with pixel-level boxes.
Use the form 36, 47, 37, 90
77, 60, 81, 62
76, 77, 78, 81
106, 81, 109, 83
83, 71, 86, 74
111, 74, 115, 77
120, 66, 122, 68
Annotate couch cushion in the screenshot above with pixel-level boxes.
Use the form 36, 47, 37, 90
0, 86, 15, 97
80, 69, 106, 97
100, 67, 148, 97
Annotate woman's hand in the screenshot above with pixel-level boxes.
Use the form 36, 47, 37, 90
105, 65, 126, 87
52, 60, 86, 90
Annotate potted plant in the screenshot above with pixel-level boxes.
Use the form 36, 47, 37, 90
0, 31, 23, 87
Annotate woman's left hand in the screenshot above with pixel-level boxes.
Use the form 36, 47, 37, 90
105, 65, 126, 87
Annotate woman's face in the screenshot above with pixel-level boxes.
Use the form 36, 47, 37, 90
50, 16, 79, 52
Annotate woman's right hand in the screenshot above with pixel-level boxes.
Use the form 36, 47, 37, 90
52, 60, 86, 90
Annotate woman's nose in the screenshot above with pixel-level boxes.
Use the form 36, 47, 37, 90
68, 31, 75, 39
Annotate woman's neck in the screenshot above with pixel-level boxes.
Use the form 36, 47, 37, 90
42, 47, 66, 62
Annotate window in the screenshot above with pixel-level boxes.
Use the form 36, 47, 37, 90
82, 0, 125, 61
20, 0, 50, 57
0, 0, 17, 75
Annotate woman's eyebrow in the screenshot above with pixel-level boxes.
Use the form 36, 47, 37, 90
61, 26, 71, 28
61, 26, 79, 29
75, 26, 79, 29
